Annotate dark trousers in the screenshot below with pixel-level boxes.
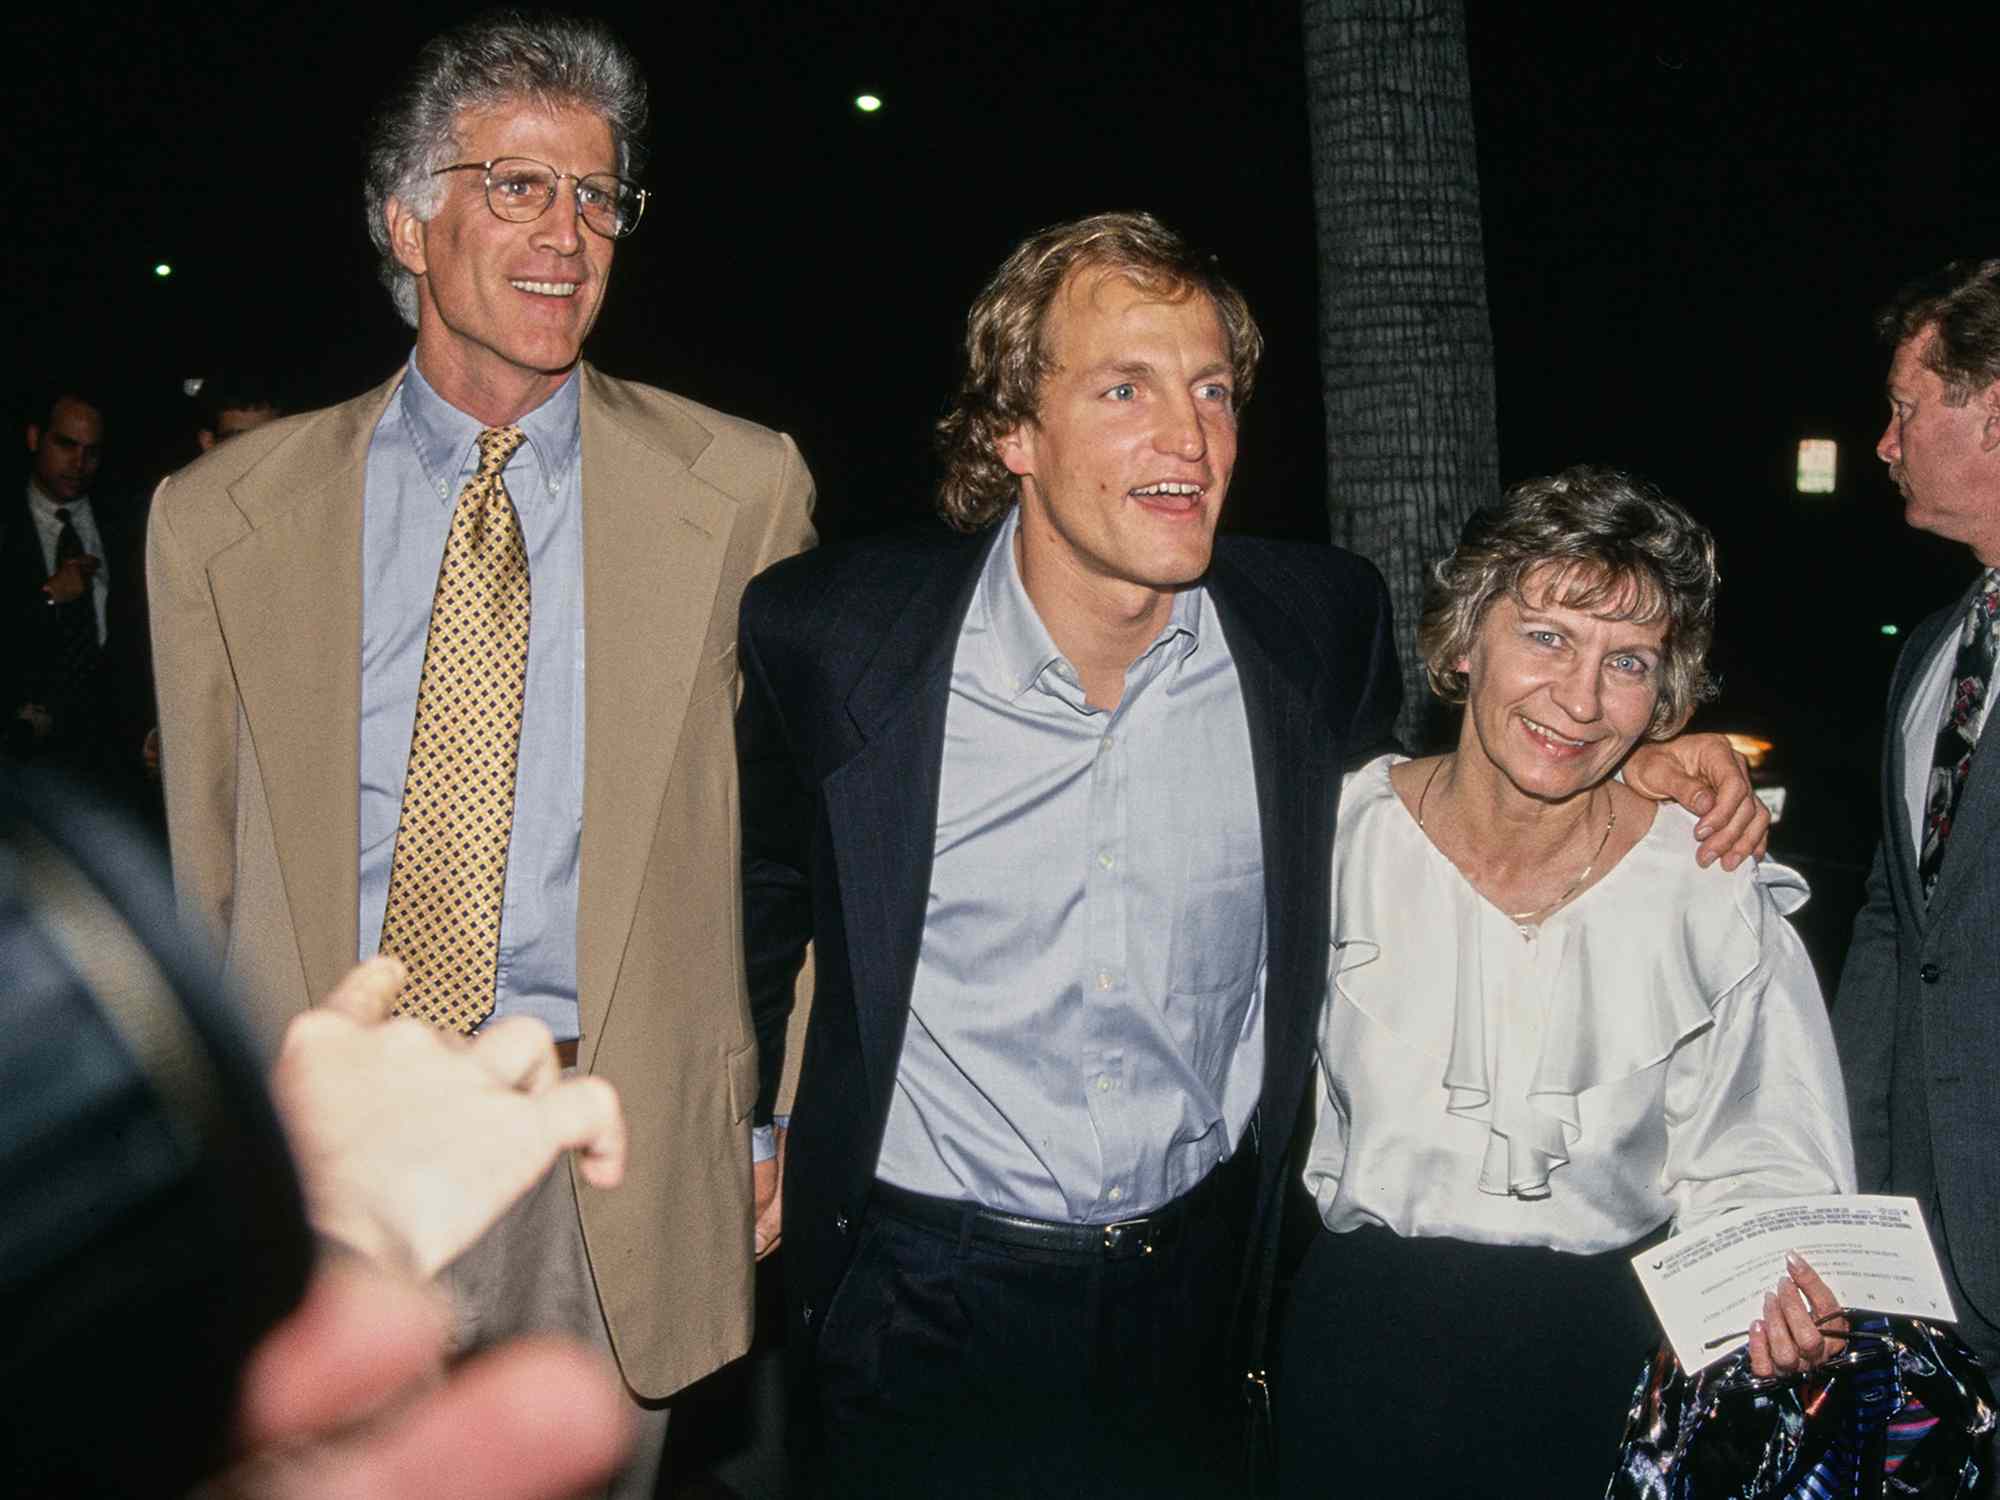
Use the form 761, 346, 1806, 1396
1277, 1224, 1662, 1499
812, 1156, 1253, 1499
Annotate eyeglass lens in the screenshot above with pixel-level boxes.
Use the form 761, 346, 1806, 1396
486, 158, 642, 237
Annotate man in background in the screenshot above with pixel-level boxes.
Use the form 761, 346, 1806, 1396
195, 371, 282, 452
1835, 259, 2000, 1462
6, 389, 151, 794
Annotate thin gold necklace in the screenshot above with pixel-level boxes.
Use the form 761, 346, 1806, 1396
1416, 756, 1617, 923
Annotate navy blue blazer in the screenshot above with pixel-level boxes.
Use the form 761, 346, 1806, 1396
737, 520, 1399, 1373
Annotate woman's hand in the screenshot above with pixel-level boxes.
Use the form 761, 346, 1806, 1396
1747, 1252, 1847, 1377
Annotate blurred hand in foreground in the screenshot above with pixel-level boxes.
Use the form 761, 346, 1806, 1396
209, 1255, 631, 1499
270, 954, 627, 1279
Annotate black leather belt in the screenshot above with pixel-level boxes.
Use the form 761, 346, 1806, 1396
868, 1147, 1253, 1262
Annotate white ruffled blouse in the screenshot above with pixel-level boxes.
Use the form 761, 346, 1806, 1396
1303, 756, 1857, 1252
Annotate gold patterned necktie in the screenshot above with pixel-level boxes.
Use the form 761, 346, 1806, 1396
379, 424, 532, 1031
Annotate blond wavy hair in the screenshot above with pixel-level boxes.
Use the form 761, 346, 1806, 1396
933, 212, 1263, 531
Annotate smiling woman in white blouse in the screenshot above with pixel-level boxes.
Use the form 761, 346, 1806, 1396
1276, 467, 1857, 1497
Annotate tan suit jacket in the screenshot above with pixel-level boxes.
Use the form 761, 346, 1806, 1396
147, 361, 815, 1399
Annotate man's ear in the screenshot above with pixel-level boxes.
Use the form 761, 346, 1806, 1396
385, 197, 429, 277
25, 425, 41, 457
1982, 380, 2000, 454
997, 423, 1035, 479
197, 430, 216, 453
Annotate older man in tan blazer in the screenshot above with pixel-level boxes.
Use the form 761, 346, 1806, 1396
147, 14, 811, 1495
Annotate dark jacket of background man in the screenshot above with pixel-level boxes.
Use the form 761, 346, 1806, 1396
1836, 257, 2000, 1385
6, 393, 152, 788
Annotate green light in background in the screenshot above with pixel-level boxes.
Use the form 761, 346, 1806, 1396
854, 94, 882, 113
153, 263, 172, 278
1881, 624, 1900, 636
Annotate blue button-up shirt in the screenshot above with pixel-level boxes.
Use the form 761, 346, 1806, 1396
873, 510, 1268, 1222
356, 359, 585, 1039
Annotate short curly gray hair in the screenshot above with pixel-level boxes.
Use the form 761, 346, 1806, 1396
365, 11, 649, 328
1417, 466, 1719, 740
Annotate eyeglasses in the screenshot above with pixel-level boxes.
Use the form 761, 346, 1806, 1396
431, 157, 648, 239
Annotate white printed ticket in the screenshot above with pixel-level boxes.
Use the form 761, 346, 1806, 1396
1631, 1195, 1956, 1372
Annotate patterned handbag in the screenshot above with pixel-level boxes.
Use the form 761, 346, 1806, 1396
1610, 1316, 1997, 1499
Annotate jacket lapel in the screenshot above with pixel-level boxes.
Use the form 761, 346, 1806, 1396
1205, 557, 1337, 1102
822, 530, 992, 1096
1884, 611, 1941, 922
207, 374, 397, 1002
574, 365, 732, 1050
1921, 585, 2000, 925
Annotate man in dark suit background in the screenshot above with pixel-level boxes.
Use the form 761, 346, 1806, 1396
1836, 258, 2000, 1433
6, 389, 150, 794
739, 212, 1766, 1498
193, 370, 281, 455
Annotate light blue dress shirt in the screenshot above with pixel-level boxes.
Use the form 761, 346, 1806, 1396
357, 360, 585, 1039
873, 509, 1268, 1222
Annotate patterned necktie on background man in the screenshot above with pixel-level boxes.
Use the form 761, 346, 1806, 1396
49, 507, 100, 686
379, 425, 532, 1030
1918, 568, 2000, 902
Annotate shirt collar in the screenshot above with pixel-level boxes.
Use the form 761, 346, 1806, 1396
398, 356, 581, 506
979, 506, 1206, 702
25, 481, 90, 523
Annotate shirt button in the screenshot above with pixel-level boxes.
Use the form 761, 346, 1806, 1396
1097, 852, 1114, 870
1920, 962, 1942, 984
834, 1212, 850, 1235
1096, 1075, 1112, 1092
1095, 972, 1113, 991
1108, 1186, 1123, 1203
1099, 735, 1114, 752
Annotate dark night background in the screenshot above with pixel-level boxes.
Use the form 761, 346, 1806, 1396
6, 0, 1998, 978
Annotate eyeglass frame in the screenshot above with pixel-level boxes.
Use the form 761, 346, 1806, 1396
430, 157, 649, 239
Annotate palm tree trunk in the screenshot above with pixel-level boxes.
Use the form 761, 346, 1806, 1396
1304, 0, 1498, 750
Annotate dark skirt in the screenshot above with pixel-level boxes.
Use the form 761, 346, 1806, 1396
1275, 1223, 1665, 1498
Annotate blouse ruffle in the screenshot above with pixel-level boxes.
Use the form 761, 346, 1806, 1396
1332, 756, 1810, 1202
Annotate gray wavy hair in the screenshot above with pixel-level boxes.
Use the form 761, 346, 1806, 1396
364, 11, 649, 328
1417, 466, 1720, 740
